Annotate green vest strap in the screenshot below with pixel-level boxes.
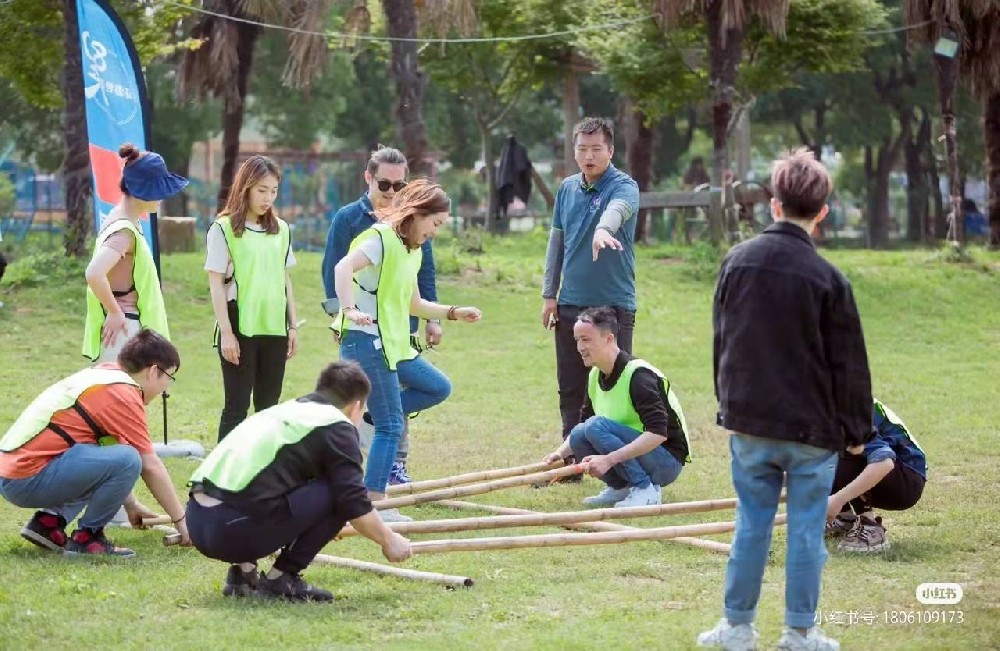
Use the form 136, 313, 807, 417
83, 219, 170, 360
0, 368, 138, 452
189, 399, 349, 492
215, 217, 291, 337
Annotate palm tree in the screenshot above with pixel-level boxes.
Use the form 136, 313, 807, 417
656, 0, 790, 245
178, 0, 332, 211
345, 0, 476, 176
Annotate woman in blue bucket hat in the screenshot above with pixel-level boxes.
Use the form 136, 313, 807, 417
83, 143, 187, 362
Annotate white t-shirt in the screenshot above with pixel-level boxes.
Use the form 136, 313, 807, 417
204, 222, 296, 302
351, 235, 385, 337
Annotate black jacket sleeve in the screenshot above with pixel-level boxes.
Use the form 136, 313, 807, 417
821, 275, 874, 448
317, 422, 374, 521
629, 369, 671, 440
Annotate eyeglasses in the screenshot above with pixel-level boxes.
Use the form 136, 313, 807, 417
375, 178, 407, 193
156, 366, 177, 382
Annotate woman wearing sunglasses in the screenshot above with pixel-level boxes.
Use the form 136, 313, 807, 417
321, 146, 443, 486
333, 180, 482, 522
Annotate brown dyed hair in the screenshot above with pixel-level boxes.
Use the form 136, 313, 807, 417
381, 179, 451, 250
771, 148, 832, 220
315, 360, 371, 409
366, 145, 407, 175
118, 328, 181, 373
218, 155, 282, 236
118, 143, 144, 195
573, 117, 615, 148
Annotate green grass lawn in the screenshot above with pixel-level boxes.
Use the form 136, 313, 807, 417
0, 233, 998, 650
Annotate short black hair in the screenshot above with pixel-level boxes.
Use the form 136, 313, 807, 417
573, 117, 614, 148
576, 306, 619, 336
315, 361, 371, 409
117, 328, 180, 373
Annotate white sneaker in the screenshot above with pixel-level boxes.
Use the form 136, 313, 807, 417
379, 508, 413, 523
108, 506, 130, 527
614, 483, 661, 508
582, 485, 630, 507
697, 618, 760, 650
776, 627, 840, 651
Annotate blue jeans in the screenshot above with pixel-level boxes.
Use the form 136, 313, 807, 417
0, 444, 141, 530
340, 330, 451, 492
568, 416, 683, 489
724, 433, 838, 629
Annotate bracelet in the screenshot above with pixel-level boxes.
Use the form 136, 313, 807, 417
343, 306, 357, 313
596, 225, 615, 234
446, 306, 459, 321
287, 325, 297, 330
172, 515, 186, 524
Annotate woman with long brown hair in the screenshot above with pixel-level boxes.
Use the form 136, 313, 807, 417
333, 179, 481, 522
206, 156, 299, 441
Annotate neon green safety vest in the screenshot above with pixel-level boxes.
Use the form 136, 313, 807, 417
588, 358, 692, 462
0, 367, 138, 452
874, 398, 925, 454
336, 223, 422, 370
215, 216, 291, 337
189, 399, 349, 492
83, 219, 170, 360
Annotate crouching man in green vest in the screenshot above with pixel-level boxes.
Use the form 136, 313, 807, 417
185, 360, 412, 602
0, 329, 190, 557
544, 306, 691, 508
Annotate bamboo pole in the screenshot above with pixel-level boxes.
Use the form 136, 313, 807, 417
438, 500, 732, 554
386, 460, 565, 496
373, 464, 585, 510
141, 515, 173, 527
410, 517, 787, 555
338, 498, 738, 538
311, 553, 473, 588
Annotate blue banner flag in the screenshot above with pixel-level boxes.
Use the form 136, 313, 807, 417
75, 0, 160, 273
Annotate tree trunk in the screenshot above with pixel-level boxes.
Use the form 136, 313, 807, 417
902, 109, 929, 243
926, 125, 946, 239
869, 135, 901, 249
164, 156, 190, 217
706, 0, 743, 246
986, 91, 1000, 248
562, 71, 580, 180
478, 117, 498, 233
625, 99, 653, 243
216, 21, 258, 212
62, 0, 92, 257
934, 54, 963, 245
382, 0, 429, 176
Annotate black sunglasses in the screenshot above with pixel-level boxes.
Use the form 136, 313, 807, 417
156, 365, 177, 382
376, 178, 407, 193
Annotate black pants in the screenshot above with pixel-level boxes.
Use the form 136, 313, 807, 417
554, 304, 636, 440
186, 480, 349, 575
218, 300, 288, 441
831, 454, 926, 515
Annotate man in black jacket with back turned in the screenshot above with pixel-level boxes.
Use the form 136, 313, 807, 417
698, 148, 873, 651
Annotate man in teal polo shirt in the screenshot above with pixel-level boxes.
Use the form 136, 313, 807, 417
541, 117, 641, 473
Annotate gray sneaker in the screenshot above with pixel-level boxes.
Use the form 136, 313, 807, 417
697, 618, 759, 650
582, 485, 630, 507
824, 514, 856, 538
837, 515, 889, 553
776, 626, 840, 651
378, 508, 413, 523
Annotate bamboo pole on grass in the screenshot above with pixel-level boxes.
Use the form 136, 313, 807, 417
373, 464, 585, 510
338, 498, 738, 538
386, 460, 565, 495
311, 553, 473, 587
409, 517, 787, 555
438, 500, 732, 554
